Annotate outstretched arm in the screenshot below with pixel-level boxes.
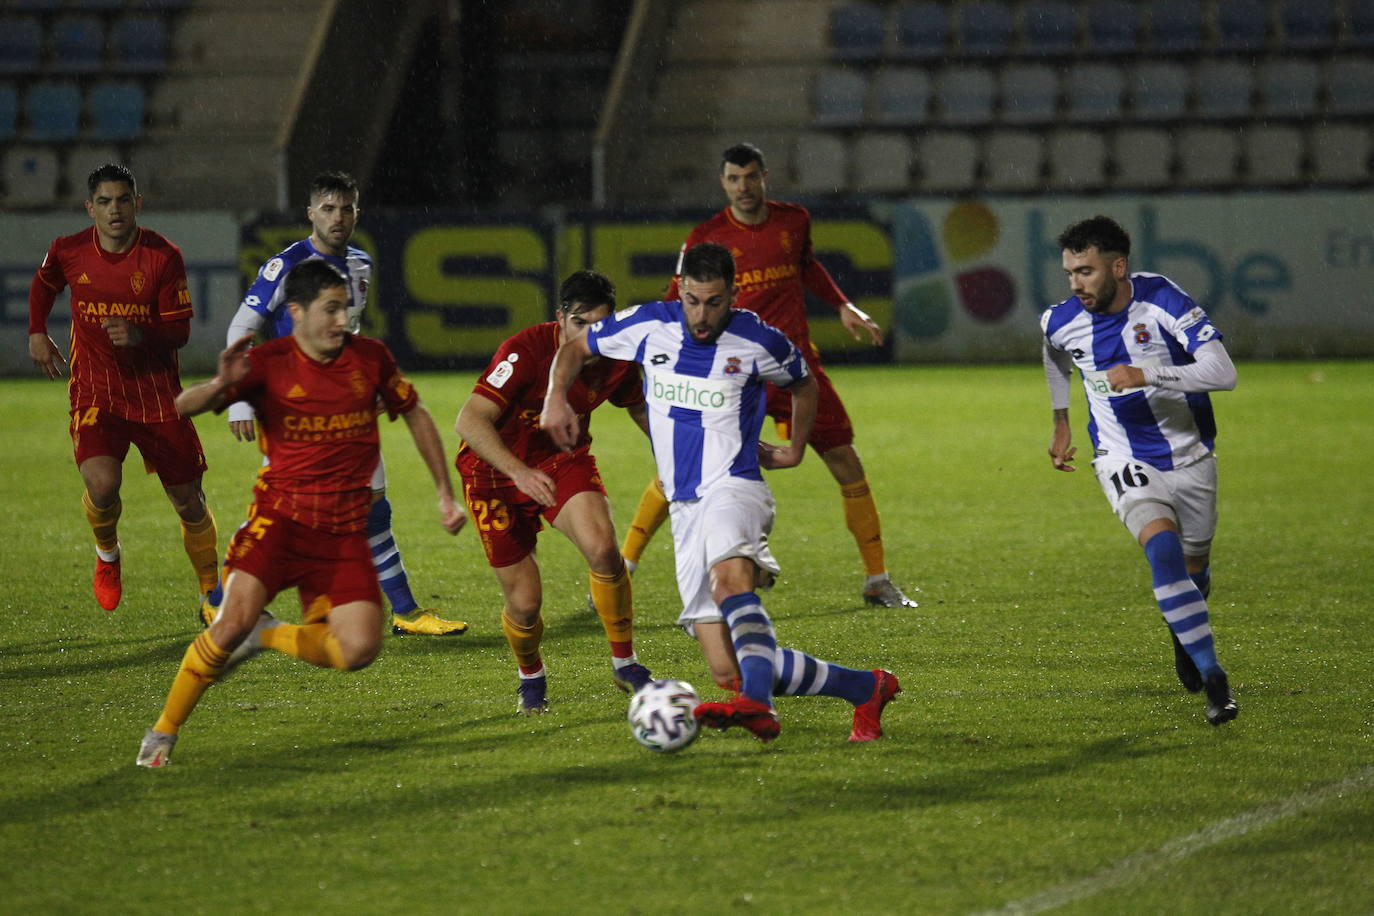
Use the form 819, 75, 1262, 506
402, 401, 467, 534
540, 333, 596, 451
226, 303, 268, 440
176, 334, 254, 418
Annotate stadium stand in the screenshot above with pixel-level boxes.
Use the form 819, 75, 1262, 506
1128, 60, 1190, 121
1281, 0, 1337, 50
830, 1, 887, 60
50, 15, 106, 75
1258, 58, 1322, 118
1148, 0, 1204, 53
851, 132, 912, 192
794, 130, 850, 193
1327, 56, 1374, 115
812, 67, 869, 128
984, 129, 1044, 192
0, 15, 44, 75
1216, 0, 1272, 52
1113, 126, 1174, 188
914, 130, 978, 192
958, 1, 1015, 57
1044, 127, 1108, 191
1311, 123, 1372, 182
88, 80, 146, 142
935, 64, 996, 125
2, 145, 60, 207
999, 63, 1059, 125
892, 0, 948, 60
1347, 0, 1374, 47
1176, 125, 1241, 188
1065, 62, 1124, 123
871, 68, 931, 127
24, 80, 82, 142
1195, 60, 1256, 120
1242, 124, 1305, 186
1021, 0, 1078, 57
110, 14, 171, 74
0, 82, 17, 143
1085, 0, 1141, 54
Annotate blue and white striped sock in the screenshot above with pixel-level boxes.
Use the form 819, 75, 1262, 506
1145, 531, 1220, 677
369, 496, 417, 615
1189, 563, 1212, 599
721, 592, 777, 707
774, 648, 876, 706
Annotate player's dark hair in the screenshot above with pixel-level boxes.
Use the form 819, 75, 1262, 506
721, 142, 766, 173
680, 242, 736, 286
87, 163, 136, 197
1058, 216, 1131, 257
558, 269, 616, 314
284, 259, 347, 309
310, 170, 358, 201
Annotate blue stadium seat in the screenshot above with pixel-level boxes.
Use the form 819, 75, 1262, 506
958, 1, 1014, 57
1347, 0, 1374, 48
1258, 58, 1321, 117
25, 80, 83, 142
1022, 0, 1078, 57
1215, 0, 1270, 52
1149, 0, 1203, 54
1327, 58, 1374, 116
0, 15, 44, 75
51, 15, 107, 74
871, 68, 931, 127
1195, 61, 1254, 120
0, 82, 18, 142
88, 80, 146, 141
1065, 62, 1124, 122
812, 68, 869, 128
893, 1, 948, 61
935, 64, 995, 124
3, 145, 61, 207
830, 2, 887, 61
998, 63, 1059, 125
1084, 1, 1140, 54
110, 14, 170, 73
1281, 0, 1335, 50
1128, 60, 1189, 121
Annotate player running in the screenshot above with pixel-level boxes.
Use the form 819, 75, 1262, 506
28, 163, 220, 613
455, 270, 653, 713
1042, 215, 1238, 726
207, 170, 467, 636
543, 244, 899, 744
137, 260, 465, 767
616, 142, 917, 610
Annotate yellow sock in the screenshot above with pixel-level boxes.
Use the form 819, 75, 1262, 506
501, 608, 544, 672
181, 509, 219, 594
259, 622, 347, 669
153, 631, 230, 735
841, 479, 886, 577
589, 565, 633, 653
620, 477, 669, 564
82, 490, 121, 554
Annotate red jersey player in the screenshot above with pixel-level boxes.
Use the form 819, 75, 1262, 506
137, 260, 464, 767
455, 269, 652, 713
621, 143, 918, 609
27, 163, 220, 613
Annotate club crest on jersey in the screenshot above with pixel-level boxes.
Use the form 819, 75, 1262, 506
130, 271, 146, 294
724, 356, 742, 375
1133, 323, 1151, 345
779, 230, 793, 254
349, 370, 367, 396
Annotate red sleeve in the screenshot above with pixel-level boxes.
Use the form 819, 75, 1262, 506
138, 320, 191, 350
469, 329, 542, 410
27, 240, 65, 334
607, 362, 644, 408
156, 243, 193, 322
375, 343, 419, 419
798, 225, 849, 311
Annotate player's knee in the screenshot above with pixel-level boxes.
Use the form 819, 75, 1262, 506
1123, 499, 1176, 544
336, 634, 380, 670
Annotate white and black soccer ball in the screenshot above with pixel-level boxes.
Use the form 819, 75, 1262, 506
627, 679, 700, 753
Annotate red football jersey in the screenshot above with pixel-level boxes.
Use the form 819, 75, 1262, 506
665, 201, 848, 352
28, 227, 193, 422
218, 334, 417, 535
456, 321, 643, 486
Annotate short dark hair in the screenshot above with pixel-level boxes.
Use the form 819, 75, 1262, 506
680, 242, 736, 286
310, 170, 358, 201
1058, 215, 1131, 257
87, 163, 136, 197
558, 269, 616, 314
284, 259, 348, 309
721, 142, 766, 173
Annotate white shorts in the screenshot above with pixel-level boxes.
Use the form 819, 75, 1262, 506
1092, 453, 1219, 556
670, 476, 780, 633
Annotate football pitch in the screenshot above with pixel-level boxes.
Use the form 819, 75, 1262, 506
1, 361, 1370, 914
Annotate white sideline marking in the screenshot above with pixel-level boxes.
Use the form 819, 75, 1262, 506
973, 766, 1374, 916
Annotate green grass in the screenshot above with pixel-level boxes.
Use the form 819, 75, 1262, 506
1, 362, 1371, 914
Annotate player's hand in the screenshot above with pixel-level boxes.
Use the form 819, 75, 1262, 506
510, 466, 558, 507
229, 419, 257, 442
758, 440, 804, 470
216, 334, 254, 388
540, 398, 579, 452
102, 316, 142, 347
28, 333, 66, 379
438, 496, 467, 535
1048, 424, 1076, 472
1106, 363, 1146, 391
840, 303, 884, 347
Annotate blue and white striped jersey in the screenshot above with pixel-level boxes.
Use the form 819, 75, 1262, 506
239, 238, 371, 339
586, 300, 809, 501
1042, 273, 1223, 471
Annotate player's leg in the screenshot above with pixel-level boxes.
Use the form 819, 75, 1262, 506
141, 416, 218, 604
550, 478, 651, 692
492, 555, 550, 713
162, 478, 219, 598
370, 457, 467, 637
78, 454, 124, 610
619, 477, 668, 573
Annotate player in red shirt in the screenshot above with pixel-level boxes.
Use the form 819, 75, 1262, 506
136, 260, 465, 767
27, 163, 220, 613
455, 269, 652, 713
621, 143, 918, 609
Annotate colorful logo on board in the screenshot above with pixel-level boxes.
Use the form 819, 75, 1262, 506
893, 202, 1017, 339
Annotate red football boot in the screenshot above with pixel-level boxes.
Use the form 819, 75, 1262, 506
849, 669, 901, 741
693, 696, 780, 743
94, 555, 122, 611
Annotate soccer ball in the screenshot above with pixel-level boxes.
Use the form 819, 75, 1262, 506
628, 679, 700, 752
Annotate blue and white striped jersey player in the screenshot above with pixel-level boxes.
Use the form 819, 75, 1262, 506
1042, 215, 1238, 726
542, 243, 901, 744
209, 170, 468, 637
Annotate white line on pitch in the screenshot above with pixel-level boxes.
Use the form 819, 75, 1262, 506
971, 766, 1374, 916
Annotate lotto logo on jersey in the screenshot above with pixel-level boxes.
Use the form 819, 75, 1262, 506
648, 368, 734, 412
486, 352, 518, 389
893, 201, 1016, 340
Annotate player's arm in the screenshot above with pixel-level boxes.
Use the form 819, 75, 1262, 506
401, 400, 467, 534
177, 334, 254, 417
225, 302, 269, 440
1132, 340, 1237, 393
760, 375, 817, 470
27, 245, 68, 379
456, 393, 558, 508
797, 227, 884, 346
541, 332, 597, 451
1044, 342, 1076, 472
624, 401, 651, 439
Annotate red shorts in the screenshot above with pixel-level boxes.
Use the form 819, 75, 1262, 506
765, 357, 854, 454
69, 406, 207, 486
224, 503, 380, 621
461, 449, 607, 568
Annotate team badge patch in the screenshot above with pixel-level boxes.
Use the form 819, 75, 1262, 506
349, 370, 368, 396
724, 356, 742, 375
486, 353, 518, 389
1133, 323, 1151, 345
130, 271, 146, 294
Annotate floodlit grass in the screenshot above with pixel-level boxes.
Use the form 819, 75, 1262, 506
1, 361, 1370, 914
